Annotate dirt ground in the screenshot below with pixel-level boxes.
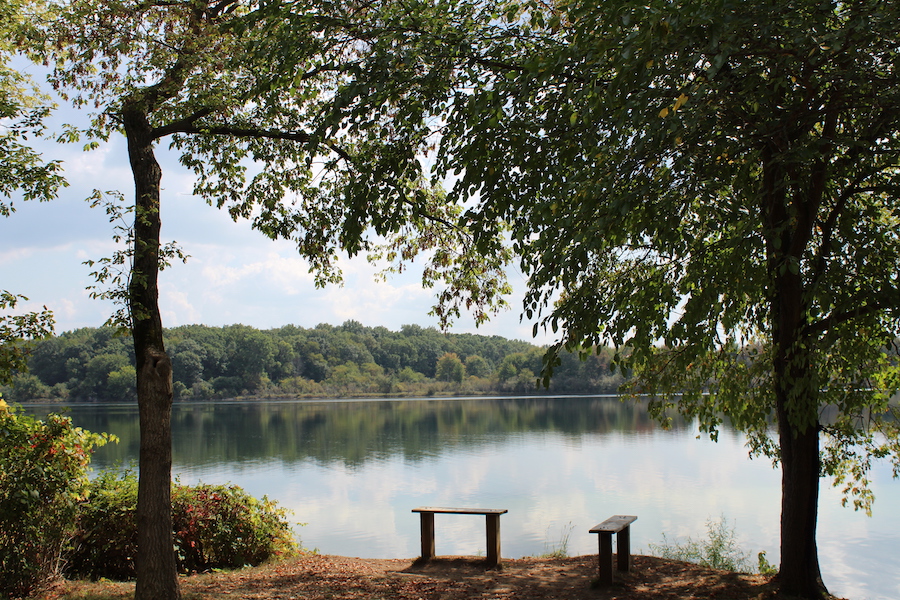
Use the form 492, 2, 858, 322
38, 553, 781, 600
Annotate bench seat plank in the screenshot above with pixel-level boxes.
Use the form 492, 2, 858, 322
413, 507, 508, 515
590, 514, 637, 534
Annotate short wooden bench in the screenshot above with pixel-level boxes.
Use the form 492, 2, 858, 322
589, 515, 637, 586
412, 507, 508, 568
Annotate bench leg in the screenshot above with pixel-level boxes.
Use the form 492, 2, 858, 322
486, 513, 501, 568
617, 526, 631, 572
597, 532, 614, 586
419, 512, 435, 561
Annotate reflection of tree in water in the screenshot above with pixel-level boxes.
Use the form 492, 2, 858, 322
57, 397, 705, 470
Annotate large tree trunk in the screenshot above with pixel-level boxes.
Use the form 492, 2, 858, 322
769, 249, 828, 598
762, 141, 829, 599
776, 403, 826, 598
124, 107, 182, 600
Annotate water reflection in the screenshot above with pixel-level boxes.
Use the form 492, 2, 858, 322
52, 396, 677, 469
22, 396, 900, 600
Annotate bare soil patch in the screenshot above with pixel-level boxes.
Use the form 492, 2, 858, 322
37, 553, 784, 600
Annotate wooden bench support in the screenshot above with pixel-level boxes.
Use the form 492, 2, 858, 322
412, 507, 508, 568
589, 515, 637, 586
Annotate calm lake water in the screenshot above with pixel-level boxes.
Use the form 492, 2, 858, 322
25, 396, 900, 600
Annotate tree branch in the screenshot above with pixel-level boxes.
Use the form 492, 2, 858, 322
150, 108, 216, 139
158, 121, 355, 163
808, 111, 896, 288
806, 286, 900, 337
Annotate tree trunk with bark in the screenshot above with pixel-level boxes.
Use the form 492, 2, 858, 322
773, 319, 827, 598
124, 106, 182, 600
761, 136, 830, 599
776, 403, 826, 598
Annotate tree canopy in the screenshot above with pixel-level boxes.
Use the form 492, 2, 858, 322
11, 0, 900, 597
311, 0, 900, 597
24, 0, 509, 596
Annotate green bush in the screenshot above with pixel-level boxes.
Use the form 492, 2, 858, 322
64, 469, 138, 581
66, 470, 297, 580
172, 482, 296, 572
0, 399, 114, 598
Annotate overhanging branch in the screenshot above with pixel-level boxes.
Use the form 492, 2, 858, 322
155, 121, 353, 163
806, 286, 900, 337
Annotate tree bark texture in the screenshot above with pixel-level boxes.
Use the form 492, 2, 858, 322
776, 402, 826, 598
772, 288, 826, 598
124, 107, 182, 600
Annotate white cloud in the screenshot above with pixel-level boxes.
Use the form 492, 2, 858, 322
160, 288, 201, 327
0, 246, 37, 265
55, 298, 78, 321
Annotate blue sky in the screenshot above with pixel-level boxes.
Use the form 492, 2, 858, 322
1, 78, 542, 342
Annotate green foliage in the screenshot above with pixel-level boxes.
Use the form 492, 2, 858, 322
648, 516, 754, 574
312, 0, 900, 593
0, 401, 114, 598
82, 191, 189, 332
65, 469, 138, 582
172, 483, 296, 573
757, 551, 778, 576
4, 372, 51, 401
0, 0, 66, 214
435, 352, 465, 383
320, 0, 900, 476
0, 291, 55, 387
29, 0, 510, 330
0, 0, 64, 388
67, 470, 297, 580
464, 354, 491, 378
7, 323, 623, 401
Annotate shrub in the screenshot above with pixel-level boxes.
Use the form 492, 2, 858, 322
172, 482, 296, 572
0, 399, 114, 598
66, 470, 297, 580
64, 469, 139, 581
648, 515, 755, 573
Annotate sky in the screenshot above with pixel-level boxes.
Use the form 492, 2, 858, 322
1, 71, 545, 343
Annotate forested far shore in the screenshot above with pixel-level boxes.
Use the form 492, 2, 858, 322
2, 321, 626, 402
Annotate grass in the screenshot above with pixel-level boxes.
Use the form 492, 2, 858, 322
535, 521, 574, 559
647, 515, 768, 574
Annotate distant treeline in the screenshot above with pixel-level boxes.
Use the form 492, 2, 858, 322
3, 321, 626, 402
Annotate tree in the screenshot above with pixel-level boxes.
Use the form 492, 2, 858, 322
496, 354, 520, 383
223, 324, 275, 391
435, 351, 465, 382
30, 1, 507, 597
0, 292, 53, 383
322, 0, 900, 597
0, 0, 60, 380
464, 354, 491, 378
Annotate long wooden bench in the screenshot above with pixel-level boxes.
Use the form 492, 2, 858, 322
589, 515, 637, 586
412, 507, 508, 568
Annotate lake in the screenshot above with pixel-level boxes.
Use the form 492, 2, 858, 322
24, 396, 899, 600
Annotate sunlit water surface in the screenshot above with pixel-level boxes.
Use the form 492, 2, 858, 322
26, 396, 899, 600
